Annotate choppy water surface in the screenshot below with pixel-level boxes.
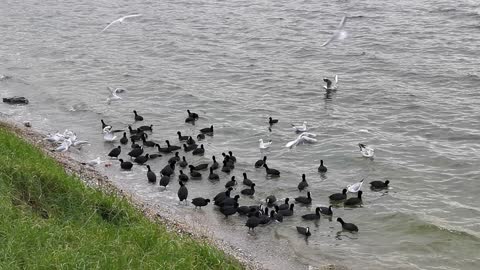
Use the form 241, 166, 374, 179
1, 0, 480, 269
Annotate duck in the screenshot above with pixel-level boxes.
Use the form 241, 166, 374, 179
255, 156, 267, 168
197, 133, 205, 140
370, 180, 390, 190
178, 170, 189, 182
246, 212, 261, 231
183, 143, 198, 152
178, 156, 188, 168
268, 117, 278, 125
139, 125, 153, 131
358, 143, 374, 158
225, 176, 237, 188
263, 164, 280, 176
177, 181, 188, 203
337, 217, 358, 232
147, 165, 157, 183
295, 191, 312, 205
344, 191, 363, 206
166, 140, 181, 151
199, 125, 213, 134
297, 174, 308, 191
168, 152, 181, 164
318, 160, 327, 172
259, 139, 272, 149
127, 147, 144, 158
296, 226, 311, 237
133, 110, 144, 121
329, 189, 347, 201
278, 198, 290, 210
319, 205, 333, 216
159, 175, 170, 188
241, 183, 256, 196
302, 207, 321, 220
192, 198, 210, 208
177, 131, 189, 141
291, 121, 308, 132
208, 167, 219, 180
347, 179, 364, 193
210, 156, 219, 170
119, 159, 133, 170
242, 172, 253, 187
108, 146, 121, 158
128, 125, 139, 134
192, 144, 205, 155
134, 154, 149, 165
120, 132, 128, 144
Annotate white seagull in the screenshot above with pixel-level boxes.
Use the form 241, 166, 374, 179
103, 126, 117, 142
259, 139, 272, 149
82, 157, 104, 166
285, 132, 317, 148
347, 179, 364, 193
321, 16, 348, 47
101, 14, 142, 33
106, 87, 126, 104
358, 143, 375, 158
54, 138, 72, 152
291, 121, 308, 132
323, 75, 338, 90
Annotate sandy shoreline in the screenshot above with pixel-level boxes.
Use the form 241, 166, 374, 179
0, 118, 262, 270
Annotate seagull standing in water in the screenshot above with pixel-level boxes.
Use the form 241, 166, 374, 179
347, 179, 364, 193
103, 126, 117, 142
323, 75, 338, 90
291, 121, 308, 132
259, 139, 272, 149
106, 87, 126, 104
358, 143, 375, 158
321, 16, 348, 47
100, 14, 142, 33
285, 132, 317, 148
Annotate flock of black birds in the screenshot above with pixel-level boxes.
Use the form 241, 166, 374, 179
103, 109, 391, 238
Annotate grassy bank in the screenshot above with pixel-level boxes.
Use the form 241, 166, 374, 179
0, 126, 243, 269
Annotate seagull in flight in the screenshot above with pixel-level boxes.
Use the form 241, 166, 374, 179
101, 14, 142, 33
321, 16, 347, 47
106, 87, 126, 104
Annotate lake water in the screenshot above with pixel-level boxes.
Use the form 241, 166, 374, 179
1, 0, 480, 269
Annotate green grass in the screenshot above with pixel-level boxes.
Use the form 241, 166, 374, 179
0, 127, 243, 270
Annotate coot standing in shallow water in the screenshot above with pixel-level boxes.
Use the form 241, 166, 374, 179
318, 160, 327, 172
108, 146, 121, 158
146, 165, 156, 183
177, 181, 188, 203
298, 174, 308, 191
296, 226, 311, 237
133, 110, 144, 121
329, 189, 347, 201
255, 156, 267, 168
118, 159, 133, 170
370, 180, 390, 190
337, 217, 358, 232
192, 198, 210, 208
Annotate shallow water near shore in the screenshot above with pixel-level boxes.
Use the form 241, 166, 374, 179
1, 0, 480, 269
